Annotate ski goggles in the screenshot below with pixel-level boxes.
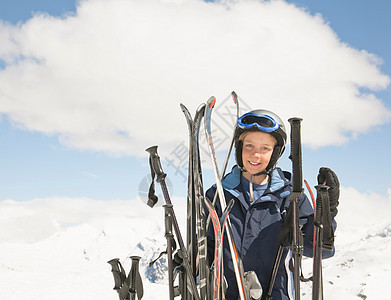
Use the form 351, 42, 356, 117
237, 112, 279, 133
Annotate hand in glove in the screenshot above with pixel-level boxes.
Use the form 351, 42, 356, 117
317, 167, 340, 218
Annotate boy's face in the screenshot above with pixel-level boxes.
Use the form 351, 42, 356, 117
241, 131, 277, 175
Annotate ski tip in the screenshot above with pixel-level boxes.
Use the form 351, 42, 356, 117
197, 102, 206, 113
179, 103, 188, 112
208, 96, 216, 109
231, 91, 238, 103
145, 145, 158, 154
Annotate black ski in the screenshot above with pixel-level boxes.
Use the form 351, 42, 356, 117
180, 102, 210, 300
192, 103, 209, 300
180, 103, 197, 300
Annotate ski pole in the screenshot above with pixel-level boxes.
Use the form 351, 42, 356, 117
312, 185, 330, 300
107, 257, 144, 300
146, 146, 201, 300
265, 246, 283, 299
266, 118, 305, 300
129, 256, 143, 300
163, 204, 175, 300
288, 117, 304, 300
107, 258, 127, 295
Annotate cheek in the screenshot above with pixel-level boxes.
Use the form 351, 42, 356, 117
242, 148, 252, 160
260, 151, 273, 163
265, 153, 273, 162
241, 151, 246, 162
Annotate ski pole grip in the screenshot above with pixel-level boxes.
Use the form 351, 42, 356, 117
163, 204, 174, 237
314, 185, 329, 226
318, 184, 334, 251
107, 258, 121, 273
129, 256, 141, 295
288, 118, 303, 193
146, 145, 167, 183
130, 255, 141, 262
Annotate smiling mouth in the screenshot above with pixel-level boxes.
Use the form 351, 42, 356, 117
248, 161, 261, 166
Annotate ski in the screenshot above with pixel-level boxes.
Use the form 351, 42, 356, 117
205, 195, 223, 300
204, 197, 234, 300
191, 103, 210, 300
180, 103, 197, 300
203, 91, 240, 299
204, 96, 249, 300
180, 102, 210, 300
207, 91, 240, 227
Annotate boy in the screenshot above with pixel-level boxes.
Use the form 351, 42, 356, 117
205, 109, 339, 299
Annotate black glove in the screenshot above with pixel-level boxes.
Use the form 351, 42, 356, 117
317, 167, 340, 218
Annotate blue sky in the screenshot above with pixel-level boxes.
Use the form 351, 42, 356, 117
0, 0, 390, 202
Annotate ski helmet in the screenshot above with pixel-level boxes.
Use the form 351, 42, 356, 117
234, 109, 287, 175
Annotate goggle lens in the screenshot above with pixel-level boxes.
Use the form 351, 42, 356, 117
238, 112, 279, 133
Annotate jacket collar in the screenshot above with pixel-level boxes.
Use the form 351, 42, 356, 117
222, 165, 291, 209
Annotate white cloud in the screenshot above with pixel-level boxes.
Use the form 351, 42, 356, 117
0, 0, 389, 157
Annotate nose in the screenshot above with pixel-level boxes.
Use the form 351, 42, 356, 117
251, 148, 262, 157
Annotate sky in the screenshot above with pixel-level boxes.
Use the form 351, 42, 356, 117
0, 0, 390, 202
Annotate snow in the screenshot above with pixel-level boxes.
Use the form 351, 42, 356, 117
0, 187, 390, 299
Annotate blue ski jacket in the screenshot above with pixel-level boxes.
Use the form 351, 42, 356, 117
205, 166, 336, 300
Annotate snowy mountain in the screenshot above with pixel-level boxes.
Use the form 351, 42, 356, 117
0, 187, 390, 299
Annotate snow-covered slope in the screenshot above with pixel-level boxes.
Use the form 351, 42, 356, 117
0, 187, 390, 299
